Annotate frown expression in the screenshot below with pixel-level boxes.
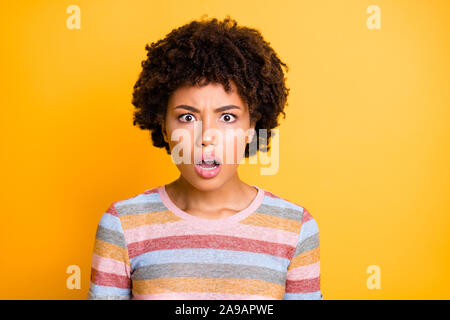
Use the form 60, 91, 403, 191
162, 80, 255, 191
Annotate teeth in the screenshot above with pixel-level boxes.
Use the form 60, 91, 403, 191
196, 159, 220, 170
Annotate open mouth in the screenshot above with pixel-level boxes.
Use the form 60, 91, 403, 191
196, 159, 221, 170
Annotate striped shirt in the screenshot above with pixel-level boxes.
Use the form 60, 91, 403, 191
87, 184, 323, 300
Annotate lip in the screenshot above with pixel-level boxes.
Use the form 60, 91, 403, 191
194, 161, 222, 178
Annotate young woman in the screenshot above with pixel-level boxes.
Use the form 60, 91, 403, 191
88, 16, 323, 300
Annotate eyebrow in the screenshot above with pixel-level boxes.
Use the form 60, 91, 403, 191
173, 104, 241, 113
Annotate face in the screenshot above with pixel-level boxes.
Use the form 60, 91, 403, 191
162, 80, 255, 191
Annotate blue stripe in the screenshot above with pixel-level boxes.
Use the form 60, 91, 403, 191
130, 248, 290, 272
98, 212, 122, 233
115, 192, 161, 207
283, 290, 323, 300
299, 218, 319, 240
262, 196, 303, 211
88, 282, 131, 296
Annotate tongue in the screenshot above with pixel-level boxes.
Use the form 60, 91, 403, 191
201, 160, 216, 168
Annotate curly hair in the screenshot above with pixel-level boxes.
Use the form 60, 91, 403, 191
132, 15, 290, 157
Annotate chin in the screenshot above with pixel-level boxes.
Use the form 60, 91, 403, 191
178, 168, 226, 191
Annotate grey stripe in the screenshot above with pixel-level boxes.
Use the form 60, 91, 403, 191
95, 225, 127, 249
131, 263, 286, 285
115, 201, 167, 217
254, 204, 303, 222
293, 232, 319, 257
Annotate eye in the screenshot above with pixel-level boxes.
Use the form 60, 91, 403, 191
220, 113, 237, 123
178, 113, 196, 122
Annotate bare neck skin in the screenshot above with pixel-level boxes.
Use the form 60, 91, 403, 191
164, 173, 258, 220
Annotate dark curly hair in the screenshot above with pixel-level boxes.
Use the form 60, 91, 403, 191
132, 15, 290, 157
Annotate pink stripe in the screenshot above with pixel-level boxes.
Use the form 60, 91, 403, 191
285, 276, 320, 293
128, 234, 294, 259
264, 190, 280, 199
143, 188, 158, 195
124, 220, 297, 245
91, 269, 131, 289
287, 261, 320, 280
132, 292, 276, 300
264, 190, 305, 211
92, 253, 131, 278
302, 209, 313, 223
106, 202, 119, 217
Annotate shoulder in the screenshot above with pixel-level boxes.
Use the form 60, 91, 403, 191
258, 186, 319, 231
258, 187, 308, 220
107, 186, 166, 218
94, 186, 165, 242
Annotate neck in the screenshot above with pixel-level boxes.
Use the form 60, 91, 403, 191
166, 173, 254, 214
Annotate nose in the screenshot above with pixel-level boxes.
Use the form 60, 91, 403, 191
194, 116, 217, 148
202, 135, 215, 147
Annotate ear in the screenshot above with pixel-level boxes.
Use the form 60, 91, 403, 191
161, 123, 169, 143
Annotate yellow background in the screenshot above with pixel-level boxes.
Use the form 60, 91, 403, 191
1, 0, 449, 299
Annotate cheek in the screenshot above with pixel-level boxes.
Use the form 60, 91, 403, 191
167, 128, 195, 156
222, 131, 248, 162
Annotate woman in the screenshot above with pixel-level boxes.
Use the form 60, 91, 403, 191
88, 16, 323, 300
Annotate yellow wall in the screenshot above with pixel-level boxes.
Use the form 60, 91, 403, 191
0, 0, 449, 299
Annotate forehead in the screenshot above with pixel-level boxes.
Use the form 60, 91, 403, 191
168, 80, 246, 110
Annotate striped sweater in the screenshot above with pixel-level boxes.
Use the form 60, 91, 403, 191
87, 184, 323, 300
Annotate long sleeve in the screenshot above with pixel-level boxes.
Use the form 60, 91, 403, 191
283, 208, 323, 300
87, 202, 132, 300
